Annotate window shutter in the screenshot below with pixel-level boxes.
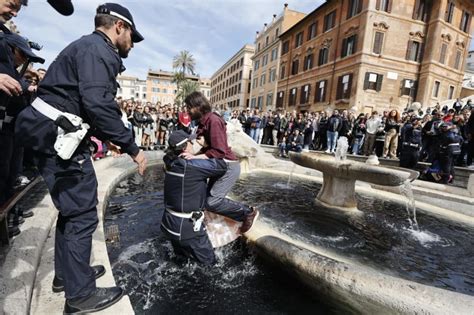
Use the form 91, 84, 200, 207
357, 0, 363, 14
323, 80, 328, 101
347, 73, 353, 97
411, 81, 418, 99
336, 76, 343, 99
406, 40, 413, 60
376, 74, 383, 92
341, 38, 348, 58
413, 0, 420, 19
444, 2, 450, 21
353, 35, 358, 54
387, 0, 392, 13
376, 0, 381, 10
417, 42, 425, 62
399, 79, 405, 96
364, 72, 370, 90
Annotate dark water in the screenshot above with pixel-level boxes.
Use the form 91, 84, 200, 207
105, 167, 474, 314
105, 168, 336, 315
231, 172, 474, 296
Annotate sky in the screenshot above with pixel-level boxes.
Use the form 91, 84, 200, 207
14, 0, 474, 79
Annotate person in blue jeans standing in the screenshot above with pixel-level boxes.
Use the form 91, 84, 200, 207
326, 110, 342, 153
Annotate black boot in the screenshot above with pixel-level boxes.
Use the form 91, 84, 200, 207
22, 208, 34, 218
63, 287, 123, 314
8, 225, 20, 238
53, 265, 106, 293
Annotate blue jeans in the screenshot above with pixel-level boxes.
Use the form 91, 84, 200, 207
250, 128, 259, 142
352, 136, 364, 155
327, 131, 338, 151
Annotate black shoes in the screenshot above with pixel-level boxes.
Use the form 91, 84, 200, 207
53, 265, 106, 293
63, 286, 124, 314
240, 207, 260, 234
8, 225, 20, 238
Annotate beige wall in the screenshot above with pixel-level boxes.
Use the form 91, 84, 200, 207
210, 44, 255, 110
276, 0, 474, 114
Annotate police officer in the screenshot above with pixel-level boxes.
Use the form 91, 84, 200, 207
437, 122, 461, 184
399, 117, 422, 169
162, 130, 228, 265
15, 3, 147, 313
0, 32, 44, 242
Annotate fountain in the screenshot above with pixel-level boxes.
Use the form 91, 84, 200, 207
289, 137, 419, 211
92, 122, 474, 314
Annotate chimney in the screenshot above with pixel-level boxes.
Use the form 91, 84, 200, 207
255, 31, 259, 40
264, 23, 268, 31
272, 14, 277, 22
284, 3, 288, 10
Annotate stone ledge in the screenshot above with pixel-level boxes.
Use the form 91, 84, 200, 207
1, 151, 163, 315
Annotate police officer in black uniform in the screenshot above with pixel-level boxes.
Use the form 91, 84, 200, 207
162, 130, 228, 265
0, 31, 44, 236
399, 117, 422, 169
437, 122, 461, 184
15, 3, 147, 313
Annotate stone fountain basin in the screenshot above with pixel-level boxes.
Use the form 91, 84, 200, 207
290, 152, 418, 186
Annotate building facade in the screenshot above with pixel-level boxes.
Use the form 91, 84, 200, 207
200, 78, 211, 99
116, 75, 147, 102
277, 0, 474, 114
146, 69, 199, 105
210, 44, 255, 110
249, 4, 306, 112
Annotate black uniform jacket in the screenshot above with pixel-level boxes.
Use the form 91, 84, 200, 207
161, 154, 227, 241
15, 31, 139, 156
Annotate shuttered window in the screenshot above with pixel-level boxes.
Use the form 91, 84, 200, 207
341, 35, 357, 58
460, 10, 471, 33
406, 41, 423, 62
376, 0, 392, 12
336, 73, 353, 100
289, 88, 297, 106
347, 0, 362, 19
454, 51, 462, 70
303, 54, 314, 71
308, 22, 318, 40
445, 1, 455, 23
439, 43, 447, 64
318, 48, 329, 65
300, 84, 311, 104
276, 91, 285, 107
373, 32, 384, 54
363, 72, 383, 92
324, 10, 336, 32
291, 59, 299, 75
315, 80, 328, 102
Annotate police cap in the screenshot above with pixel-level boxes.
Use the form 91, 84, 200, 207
1, 33, 45, 64
168, 130, 196, 149
96, 3, 144, 43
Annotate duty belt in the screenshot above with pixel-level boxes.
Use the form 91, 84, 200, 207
166, 208, 204, 232
402, 142, 420, 148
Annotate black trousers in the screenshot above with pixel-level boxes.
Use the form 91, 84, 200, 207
399, 147, 420, 169
171, 233, 216, 265
35, 151, 99, 299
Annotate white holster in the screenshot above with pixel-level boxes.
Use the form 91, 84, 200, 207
32, 98, 90, 160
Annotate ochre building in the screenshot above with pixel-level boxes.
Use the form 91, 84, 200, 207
276, 0, 474, 114
210, 44, 255, 110
249, 4, 306, 112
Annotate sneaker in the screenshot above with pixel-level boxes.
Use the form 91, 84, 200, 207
64, 287, 123, 314
22, 209, 34, 218
240, 207, 260, 234
325, 149, 331, 153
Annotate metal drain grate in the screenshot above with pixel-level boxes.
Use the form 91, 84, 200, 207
105, 224, 120, 243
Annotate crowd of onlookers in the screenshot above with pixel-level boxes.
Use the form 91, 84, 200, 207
228, 99, 474, 184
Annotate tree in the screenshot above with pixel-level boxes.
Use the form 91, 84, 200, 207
176, 80, 200, 103
172, 50, 196, 76
173, 50, 198, 104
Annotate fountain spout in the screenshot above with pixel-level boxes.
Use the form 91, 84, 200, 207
289, 152, 419, 211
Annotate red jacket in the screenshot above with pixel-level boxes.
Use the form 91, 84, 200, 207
197, 112, 237, 160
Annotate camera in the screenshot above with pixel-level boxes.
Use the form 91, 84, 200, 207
28, 40, 42, 51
